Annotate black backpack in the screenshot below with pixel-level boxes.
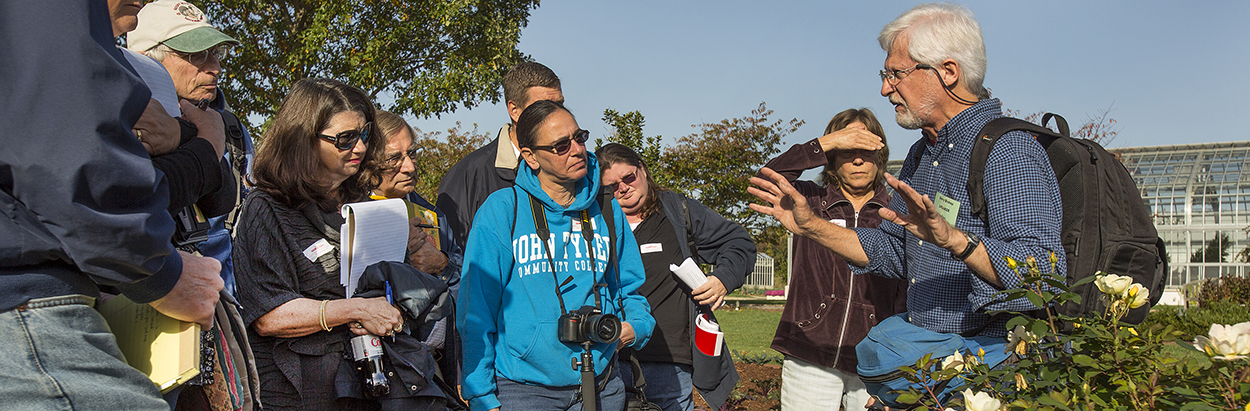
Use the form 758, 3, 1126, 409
967, 113, 1166, 324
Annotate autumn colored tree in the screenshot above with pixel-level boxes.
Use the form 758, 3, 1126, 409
410, 122, 490, 201
200, 0, 538, 139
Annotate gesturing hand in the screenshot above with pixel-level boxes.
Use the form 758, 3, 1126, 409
748, 167, 819, 236
877, 173, 960, 249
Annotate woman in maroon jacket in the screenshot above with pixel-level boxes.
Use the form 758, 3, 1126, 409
764, 108, 908, 411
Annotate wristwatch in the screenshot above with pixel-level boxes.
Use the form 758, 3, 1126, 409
951, 230, 980, 261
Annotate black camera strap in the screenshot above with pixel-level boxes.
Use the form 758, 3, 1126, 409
529, 195, 571, 315
527, 192, 624, 321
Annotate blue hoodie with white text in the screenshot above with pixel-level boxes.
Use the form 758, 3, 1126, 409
456, 150, 654, 411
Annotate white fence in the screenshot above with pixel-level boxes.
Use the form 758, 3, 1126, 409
743, 253, 775, 289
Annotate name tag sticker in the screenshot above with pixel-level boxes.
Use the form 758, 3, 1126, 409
640, 243, 664, 254
829, 219, 847, 227
303, 238, 334, 262
571, 218, 582, 232
934, 192, 960, 226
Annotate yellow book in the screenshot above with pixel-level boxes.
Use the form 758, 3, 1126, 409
368, 195, 441, 249
98, 295, 201, 393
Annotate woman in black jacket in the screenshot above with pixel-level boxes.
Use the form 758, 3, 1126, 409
597, 143, 756, 411
233, 78, 405, 410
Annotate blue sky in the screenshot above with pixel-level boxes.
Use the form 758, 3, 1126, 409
410, 1, 1250, 158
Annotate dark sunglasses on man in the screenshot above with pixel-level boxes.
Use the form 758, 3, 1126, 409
531, 129, 589, 156
320, 123, 372, 151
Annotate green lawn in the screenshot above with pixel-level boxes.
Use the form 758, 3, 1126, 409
714, 307, 783, 359
712, 306, 1219, 367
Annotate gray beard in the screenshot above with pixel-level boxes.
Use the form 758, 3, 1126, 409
896, 107, 924, 130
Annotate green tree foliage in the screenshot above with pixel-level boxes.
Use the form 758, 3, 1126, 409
665, 102, 803, 234
1190, 232, 1232, 263
411, 122, 490, 201
597, 108, 671, 188
595, 104, 800, 283
201, 0, 538, 138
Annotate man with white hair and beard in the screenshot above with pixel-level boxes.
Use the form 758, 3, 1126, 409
750, 3, 1065, 408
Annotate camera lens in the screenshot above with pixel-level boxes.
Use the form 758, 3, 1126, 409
588, 313, 620, 343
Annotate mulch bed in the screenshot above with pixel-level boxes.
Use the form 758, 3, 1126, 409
693, 362, 782, 411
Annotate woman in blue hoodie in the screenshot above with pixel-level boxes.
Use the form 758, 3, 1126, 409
457, 100, 655, 411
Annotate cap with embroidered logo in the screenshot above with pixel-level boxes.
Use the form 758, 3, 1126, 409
126, 0, 238, 54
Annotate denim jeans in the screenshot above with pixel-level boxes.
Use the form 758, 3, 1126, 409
617, 360, 693, 411
780, 355, 869, 411
494, 365, 624, 411
0, 295, 168, 411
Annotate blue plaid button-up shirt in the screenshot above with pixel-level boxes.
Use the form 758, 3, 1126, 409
851, 99, 1065, 337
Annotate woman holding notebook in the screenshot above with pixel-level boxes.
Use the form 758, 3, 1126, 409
597, 143, 756, 411
232, 78, 402, 410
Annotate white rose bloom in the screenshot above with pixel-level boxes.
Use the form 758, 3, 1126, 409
962, 388, 1002, 411
1125, 283, 1150, 309
1094, 273, 1132, 296
1194, 321, 1250, 360
941, 351, 965, 372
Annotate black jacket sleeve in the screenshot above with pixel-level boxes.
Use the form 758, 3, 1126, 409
660, 191, 757, 292
151, 137, 227, 213
0, 0, 181, 303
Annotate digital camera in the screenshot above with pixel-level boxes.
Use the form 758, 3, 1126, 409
557, 305, 620, 344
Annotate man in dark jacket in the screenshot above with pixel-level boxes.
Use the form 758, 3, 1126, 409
0, 0, 222, 408
437, 61, 563, 248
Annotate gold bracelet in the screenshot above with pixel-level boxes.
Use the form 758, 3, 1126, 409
319, 299, 332, 332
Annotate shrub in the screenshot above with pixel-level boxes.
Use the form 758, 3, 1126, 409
1146, 301, 1250, 341
1200, 275, 1250, 305
890, 256, 1250, 410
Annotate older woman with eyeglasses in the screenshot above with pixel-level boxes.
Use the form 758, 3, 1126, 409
457, 100, 654, 411
232, 78, 403, 410
761, 108, 908, 411
372, 110, 464, 383
597, 143, 756, 411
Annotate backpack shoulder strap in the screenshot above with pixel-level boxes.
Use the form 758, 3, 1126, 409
967, 115, 1068, 223
219, 110, 250, 233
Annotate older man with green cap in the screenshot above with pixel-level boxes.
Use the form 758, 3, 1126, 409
129, 3, 260, 409
128, 0, 239, 105
129, 0, 254, 299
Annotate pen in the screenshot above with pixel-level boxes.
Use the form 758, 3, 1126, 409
413, 223, 436, 229
385, 281, 396, 341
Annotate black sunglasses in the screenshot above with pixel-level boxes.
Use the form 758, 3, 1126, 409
605, 169, 639, 192
531, 129, 589, 155
319, 123, 372, 150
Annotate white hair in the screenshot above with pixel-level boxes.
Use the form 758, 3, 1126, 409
143, 43, 175, 62
879, 3, 989, 99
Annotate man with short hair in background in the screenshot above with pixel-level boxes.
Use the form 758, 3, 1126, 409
438, 61, 564, 248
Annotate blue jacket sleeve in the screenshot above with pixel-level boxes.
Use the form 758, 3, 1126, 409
456, 193, 512, 411
0, 0, 181, 303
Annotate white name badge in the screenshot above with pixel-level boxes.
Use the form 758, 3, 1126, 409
571, 218, 583, 232
640, 243, 664, 254
302, 238, 334, 262
830, 219, 847, 227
